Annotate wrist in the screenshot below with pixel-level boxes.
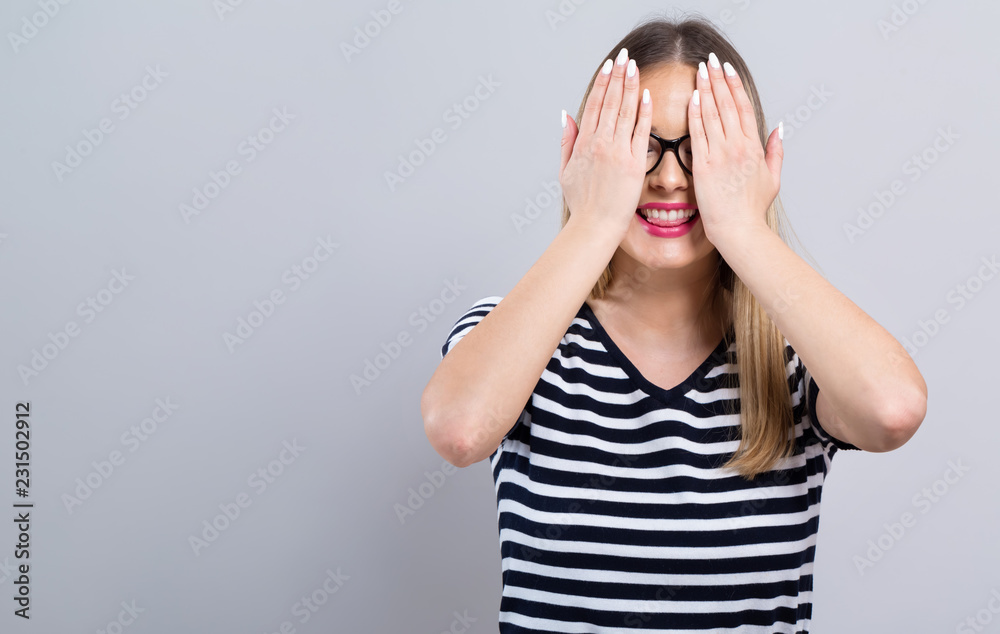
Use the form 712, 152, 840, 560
564, 214, 626, 252
707, 221, 773, 253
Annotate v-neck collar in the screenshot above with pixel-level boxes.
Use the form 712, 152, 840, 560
579, 300, 733, 405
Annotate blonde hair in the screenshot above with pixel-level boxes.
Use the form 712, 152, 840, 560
562, 13, 824, 479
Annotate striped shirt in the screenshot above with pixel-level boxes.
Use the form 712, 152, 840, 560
440, 295, 861, 633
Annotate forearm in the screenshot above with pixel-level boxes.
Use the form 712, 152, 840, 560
713, 224, 927, 447
423, 217, 622, 467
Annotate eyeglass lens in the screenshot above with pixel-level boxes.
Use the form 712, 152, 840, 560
647, 136, 693, 173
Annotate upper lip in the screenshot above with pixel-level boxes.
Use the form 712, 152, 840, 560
638, 202, 697, 210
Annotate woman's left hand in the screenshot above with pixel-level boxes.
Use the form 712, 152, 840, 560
688, 52, 783, 247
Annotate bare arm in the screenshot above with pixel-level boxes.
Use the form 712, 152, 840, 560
421, 219, 622, 468
422, 48, 653, 468
688, 53, 926, 452
717, 225, 926, 452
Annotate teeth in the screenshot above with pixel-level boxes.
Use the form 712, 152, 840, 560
639, 208, 696, 220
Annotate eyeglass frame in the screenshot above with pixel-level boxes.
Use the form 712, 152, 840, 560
646, 132, 694, 176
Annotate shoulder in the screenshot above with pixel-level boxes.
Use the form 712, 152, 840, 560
440, 295, 505, 359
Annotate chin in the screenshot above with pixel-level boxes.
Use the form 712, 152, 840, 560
618, 227, 717, 271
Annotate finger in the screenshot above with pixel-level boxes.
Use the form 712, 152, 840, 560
696, 59, 724, 146
579, 57, 613, 137
764, 122, 783, 185
614, 57, 640, 143
560, 109, 579, 176
597, 48, 629, 141
631, 87, 653, 162
688, 88, 708, 167
707, 52, 741, 139
722, 61, 758, 140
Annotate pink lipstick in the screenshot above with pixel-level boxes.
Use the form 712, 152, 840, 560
636, 202, 699, 238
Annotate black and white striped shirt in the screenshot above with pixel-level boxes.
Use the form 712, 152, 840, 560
441, 296, 860, 633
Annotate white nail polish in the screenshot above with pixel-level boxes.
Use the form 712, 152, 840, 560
562, 109, 567, 129
693, 89, 700, 106
602, 59, 613, 74
778, 121, 784, 140
708, 52, 720, 69
626, 59, 636, 78
642, 89, 649, 104
723, 61, 736, 77
698, 61, 708, 80
616, 48, 628, 65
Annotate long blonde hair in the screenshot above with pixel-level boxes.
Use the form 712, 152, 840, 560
563, 13, 824, 479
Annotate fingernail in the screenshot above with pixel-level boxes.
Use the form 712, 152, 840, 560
601, 59, 613, 75
708, 52, 720, 69
626, 59, 636, 78
698, 61, 708, 80
642, 88, 649, 104
561, 109, 567, 129
778, 120, 784, 140
723, 61, 736, 77
692, 89, 700, 106
616, 47, 628, 65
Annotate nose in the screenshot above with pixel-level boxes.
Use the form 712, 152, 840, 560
647, 151, 689, 191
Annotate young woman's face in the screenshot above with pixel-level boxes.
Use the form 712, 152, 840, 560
615, 63, 720, 275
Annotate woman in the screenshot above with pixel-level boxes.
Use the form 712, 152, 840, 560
421, 14, 927, 633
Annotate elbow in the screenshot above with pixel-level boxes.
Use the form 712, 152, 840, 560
873, 388, 928, 452
421, 390, 473, 469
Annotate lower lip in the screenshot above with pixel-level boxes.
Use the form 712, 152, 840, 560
636, 210, 699, 238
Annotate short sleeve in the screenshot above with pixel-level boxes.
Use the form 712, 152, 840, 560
788, 341, 861, 454
439, 295, 528, 451
440, 295, 505, 359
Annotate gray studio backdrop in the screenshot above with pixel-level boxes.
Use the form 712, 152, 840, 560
1, 0, 997, 632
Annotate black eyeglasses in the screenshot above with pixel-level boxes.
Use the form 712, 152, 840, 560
646, 132, 694, 176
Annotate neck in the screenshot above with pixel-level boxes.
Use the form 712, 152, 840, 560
593, 252, 731, 348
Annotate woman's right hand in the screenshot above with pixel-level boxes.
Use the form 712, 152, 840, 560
559, 48, 652, 243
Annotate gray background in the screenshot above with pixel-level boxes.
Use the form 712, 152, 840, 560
1, 0, 997, 632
